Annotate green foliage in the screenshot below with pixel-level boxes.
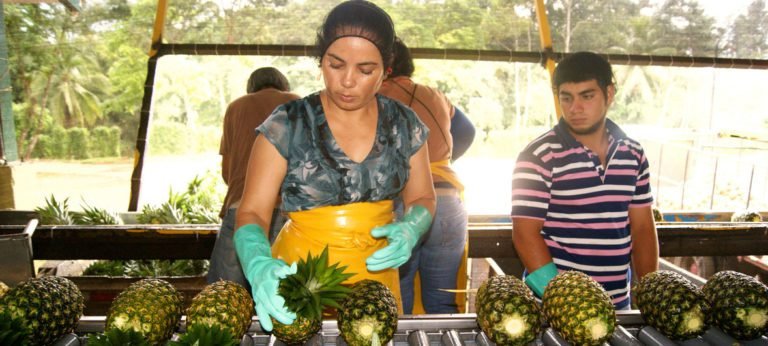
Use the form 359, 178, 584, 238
91, 126, 122, 158
83, 259, 209, 277
123, 260, 209, 277
5, 0, 763, 162
82, 261, 126, 276
137, 173, 222, 224
68, 127, 91, 160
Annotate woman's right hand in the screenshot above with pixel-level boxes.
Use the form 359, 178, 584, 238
234, 224, 297, 332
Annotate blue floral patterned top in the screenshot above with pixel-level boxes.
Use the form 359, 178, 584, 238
257, 92, 429, 212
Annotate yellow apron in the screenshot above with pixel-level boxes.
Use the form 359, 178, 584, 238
271, 200, 403, 313
409, 160, 469, 314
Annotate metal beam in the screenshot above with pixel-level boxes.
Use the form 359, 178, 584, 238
0, 1, 19, 162
129, 0, 169, 211
534, 0, 562, 120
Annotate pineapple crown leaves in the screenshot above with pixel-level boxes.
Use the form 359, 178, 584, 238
168, 324, 239, 346
72, 199, 123, 225
279, 246, 355, 320
0, 310, 31, 346
87, 328, 151, 346
34, 194, 74, 225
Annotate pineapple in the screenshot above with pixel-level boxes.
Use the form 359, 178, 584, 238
0, 276, 84, 346
731, 210, 763, 222
72, 201, 123, 225
0, 281, 8, 298
0, 310, 31, 346
272, 246, 355, 345
169, 324, 239, 346
185, 280, 253, 340
337, 279, 398, 346
542, 271, 615, 346
634, 270, 708, 340
34, 194, 74, 225
652, 207, 664, 222
105, 278, 184, 345
87, 328, 151, 346
702, 270, 768, 340
475, 275, 543, 345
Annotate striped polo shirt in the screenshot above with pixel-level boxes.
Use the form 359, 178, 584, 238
511, 118, 653, 309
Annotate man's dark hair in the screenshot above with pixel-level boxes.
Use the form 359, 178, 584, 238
247, 67, 291, 93
315, 0, 396, 69
389, 37, 415, 78
553, 51, 615, 96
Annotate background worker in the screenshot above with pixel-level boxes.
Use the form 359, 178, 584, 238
510, 51, 659, 309
207, 67, 299, 290
233, 1, 436, 331
379, 37, 476, 314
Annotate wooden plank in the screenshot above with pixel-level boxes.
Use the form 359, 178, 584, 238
466, 223, 768, 257
0, 222, 766, 260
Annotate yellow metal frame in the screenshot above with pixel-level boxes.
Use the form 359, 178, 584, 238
534, 0, 563, 120
148, 0, 169, 57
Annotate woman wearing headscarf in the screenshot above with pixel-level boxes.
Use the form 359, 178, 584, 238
234, 0, 436, 331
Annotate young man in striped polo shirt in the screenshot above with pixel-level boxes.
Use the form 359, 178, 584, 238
510, 51, 659, 309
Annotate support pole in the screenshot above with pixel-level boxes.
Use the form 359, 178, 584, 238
129, 0, 168, 211
534, 0, 563, 121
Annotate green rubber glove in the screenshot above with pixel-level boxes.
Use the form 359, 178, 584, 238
234, 223, 297, 332
524, 262, 558, 298
366, 205, 432, 271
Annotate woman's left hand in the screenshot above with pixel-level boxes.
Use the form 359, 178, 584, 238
365, 205, 432, 271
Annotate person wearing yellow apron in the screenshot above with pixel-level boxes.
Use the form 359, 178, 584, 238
379, 38, 476, 314
231, 1, 437, 333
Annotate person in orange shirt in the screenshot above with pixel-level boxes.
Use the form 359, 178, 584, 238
379, 38, 476, 314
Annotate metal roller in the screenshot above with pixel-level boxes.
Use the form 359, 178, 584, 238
407, 329, 430, 346
610, 325, 643, 346
440, 329, 464, 346
637, 326, 677, 346
542, 327, 571, 345
474, 330, 493, 346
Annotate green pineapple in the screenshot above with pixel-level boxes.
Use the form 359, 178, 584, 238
0, 276, 84, 346
475, 275, 542, 345
72, 201, 123, 225
731, 210, 763, 222
0, 310, 31, 346
34, 194, 74, 225
542, 271, 615, 346
169, 324, 239, 346
87, 328, 151, 346
185, 280, 253, 340
272, 246, 354, 345
702, 270, 768, 340
634, 270, 708, 339
105, 278, 184, 345
337, 279, 398, 346
652, 207, 664, 222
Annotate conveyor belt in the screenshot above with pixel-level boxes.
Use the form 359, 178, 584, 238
56, 312, 768, 346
